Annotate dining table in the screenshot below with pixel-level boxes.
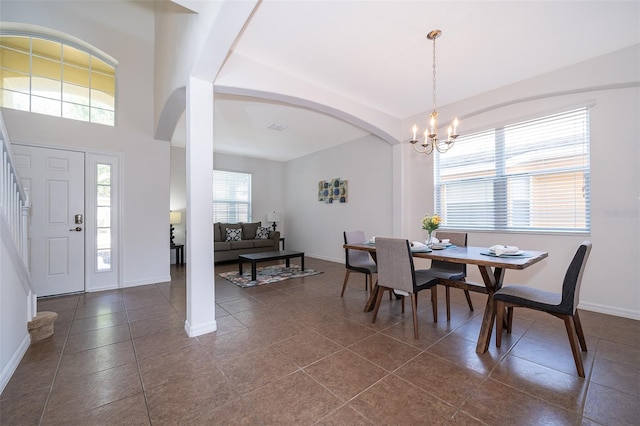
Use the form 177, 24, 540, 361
343, 242, 548, 353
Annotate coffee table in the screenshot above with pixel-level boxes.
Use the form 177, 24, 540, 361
238, 250, 305, 281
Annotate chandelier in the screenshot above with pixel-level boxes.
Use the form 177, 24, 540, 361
410, 29, 459, 155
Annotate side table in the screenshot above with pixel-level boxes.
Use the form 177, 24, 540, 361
171, 244, 184, 265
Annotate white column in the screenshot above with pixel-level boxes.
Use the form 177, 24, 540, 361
184, 76, 216, 337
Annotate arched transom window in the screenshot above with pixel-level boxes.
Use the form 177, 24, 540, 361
0, 33, 116, 126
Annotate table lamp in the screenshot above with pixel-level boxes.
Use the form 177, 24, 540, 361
170, 211, 182, 246
267, 211, 281, 231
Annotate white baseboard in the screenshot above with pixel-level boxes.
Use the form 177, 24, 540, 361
0, 333, 30, 394
184, 319, 217, 337
123, 275, 172, 288
578, 301, 640, 320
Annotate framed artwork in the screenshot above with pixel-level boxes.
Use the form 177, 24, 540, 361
318, 178, 348, 203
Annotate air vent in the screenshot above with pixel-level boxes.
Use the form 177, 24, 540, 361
268, 123, 288, 131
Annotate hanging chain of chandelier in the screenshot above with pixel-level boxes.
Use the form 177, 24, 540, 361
410, 29, 460, 155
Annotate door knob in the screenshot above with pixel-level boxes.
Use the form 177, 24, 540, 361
69, 227, 82, 232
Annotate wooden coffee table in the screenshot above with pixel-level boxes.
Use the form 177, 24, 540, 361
238, 250, 305, 281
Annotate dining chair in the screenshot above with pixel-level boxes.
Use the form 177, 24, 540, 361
494, 241, 592, 377
341, 231, 377, 297
428, 231, 475, 320
372, 237, 439, 339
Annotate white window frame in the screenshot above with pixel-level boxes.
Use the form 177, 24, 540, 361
435, 107, 591, 234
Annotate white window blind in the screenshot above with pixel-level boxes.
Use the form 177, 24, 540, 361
435, 108, 590, 233
213, 170, 251, 223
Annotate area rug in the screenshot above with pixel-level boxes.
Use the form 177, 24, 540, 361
219, 264, 323, 288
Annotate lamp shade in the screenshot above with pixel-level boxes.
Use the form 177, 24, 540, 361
267, 211, 281, 223
169, 211, 182, 224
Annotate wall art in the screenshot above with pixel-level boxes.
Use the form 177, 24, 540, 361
318, 178, 348, 203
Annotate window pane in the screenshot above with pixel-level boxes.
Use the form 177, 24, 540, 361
91, 107, 114, 126
31, 95, 61, 116
90, 89, 115, 110
97, 249, 111, 271
91, 71, 115, 93
0, 36, 30, 53
0, 47, 30, 73
32, 56, 61, 80
63, 45, 89, 68
63, 64, 90, 88
62, 101, 89, 121
31, 38, 60, 60
97, 164, 111, 185
97, 228, 110, 249
97, 185, 111, 206
97, 206, 111, 227
0, 89, 29, 110
31, 76, 61, 100
213, 170, 252, 223
63, 82, 90, 104
0, 69, 29, 93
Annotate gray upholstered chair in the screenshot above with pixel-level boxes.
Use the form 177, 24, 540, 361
341, 231, 377, 297
372, 237, 439, 339
494, 241, 592, 377
428, 231, 475, 320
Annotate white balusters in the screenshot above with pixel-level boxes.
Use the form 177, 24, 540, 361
0, 113, 28, 266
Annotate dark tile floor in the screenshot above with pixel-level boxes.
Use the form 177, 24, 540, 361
1, 258, 639, 425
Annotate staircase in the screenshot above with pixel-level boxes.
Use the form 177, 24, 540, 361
0, 111, 36, 393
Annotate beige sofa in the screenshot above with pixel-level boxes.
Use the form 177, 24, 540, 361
214, 222, 280, 262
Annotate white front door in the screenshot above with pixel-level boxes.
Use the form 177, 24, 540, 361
13, 145, 85, 297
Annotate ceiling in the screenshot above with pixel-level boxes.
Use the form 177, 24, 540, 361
171, 1, 639, 161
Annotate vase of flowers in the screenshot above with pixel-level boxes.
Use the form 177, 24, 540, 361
422, 213, 440, 246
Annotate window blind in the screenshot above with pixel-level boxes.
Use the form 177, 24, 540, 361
213, 170, 252, 223
435, 108, 590, 233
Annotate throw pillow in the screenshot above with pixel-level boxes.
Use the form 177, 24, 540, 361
256, 226, 270, 239
225, 228, 242, 242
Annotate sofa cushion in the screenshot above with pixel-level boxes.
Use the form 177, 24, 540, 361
214, 223, 222, 242
256, 226, 270, 239
214, 241, 231, 251
253, 239, 274, 248
230, 240, 254, 250
241, 222, 260, 240
225, 228, 242, 241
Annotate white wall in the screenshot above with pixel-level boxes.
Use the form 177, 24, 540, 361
2, 1, 171, 287
400, 45, 640, 319
284, 134, 393, 260
170, 148, 287, 249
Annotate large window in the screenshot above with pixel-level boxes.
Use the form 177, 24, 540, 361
435, 108, 590, 233
0, 34, 116, 125
213, 170, 252, 223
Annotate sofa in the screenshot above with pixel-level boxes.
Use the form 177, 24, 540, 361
214, 221, 280, 262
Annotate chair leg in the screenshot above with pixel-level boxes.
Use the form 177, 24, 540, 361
371, 286, 387, 323
365, 273, 370, 293
340, 270, 351, 297
445, 286, 451, 321
562, 314, 586, 378
411, 293, 419, 339
573, 310, 587, 352
401, 295, 405, 313
464, 289, 474, 311
495, 301, 505, 348
506, 307, 514, 333
430, 287, 438, 323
